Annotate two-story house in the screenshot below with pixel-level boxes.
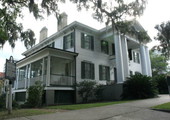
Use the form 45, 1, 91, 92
14, 13, 152, 105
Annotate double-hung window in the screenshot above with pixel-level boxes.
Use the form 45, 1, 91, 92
81, 33, 94, 50
133, 51, 140, 63
63, 32, 74, 50
101, 40, 109, 54
99, 65, 110, 81
81, 61, 95, 79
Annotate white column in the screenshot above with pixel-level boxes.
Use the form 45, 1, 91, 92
121, 36, 129, 79
16, 69, 19, 89
140, 44, 148, 75
42, 58, 45, 84
46, 56, 51, 86
145, 46, 152, 76
114, 32, 124, 83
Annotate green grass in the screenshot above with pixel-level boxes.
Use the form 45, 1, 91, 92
47, 100, 131, 110
152, 102, 170, 110
0, 109, 55, 120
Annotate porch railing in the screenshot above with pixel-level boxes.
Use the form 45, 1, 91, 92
17, 79, 25, 89
50, 74, 75, 86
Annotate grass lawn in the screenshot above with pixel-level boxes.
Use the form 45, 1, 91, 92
47, 100, 131, 110
0, 109, 55, 120
152, 102, 170, 110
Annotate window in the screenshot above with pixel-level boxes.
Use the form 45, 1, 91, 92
18, 66, 27, 81
30, 59, 43, 78
99, 65, 110, 81
63, 32, 74, 50
112, 43, 115, 55
101, 40, 109, 54
81, 33, 94, 50
133, 51, 140, 63
128, 49, 132, 60
81, 61, 95, 79
130, 71, 133, 76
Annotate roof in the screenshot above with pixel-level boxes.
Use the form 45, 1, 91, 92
22, 20, 148, 56
0, 72, 4, 78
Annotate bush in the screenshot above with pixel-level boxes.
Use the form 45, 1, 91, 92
26, 81, 44, 108
77, 81, 96, 103
122, 74, 158, 99
94, 85, 104, 101
0, 94, 6, 110
153, 74, 169, 94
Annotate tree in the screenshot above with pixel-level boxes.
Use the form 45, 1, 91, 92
150, 51, 168, 76
0, 0, 64, 49
153, 21, 170, 59
77, 81, 96, 103
70, 0, 150, 43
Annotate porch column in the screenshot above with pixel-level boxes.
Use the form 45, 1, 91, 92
46, 56, 51, 86
114, 32, 124, 83
16, 69, 19, 89
145, 46, 152, 76
121, 36, 129, 79
140, 44, 148, 75
42, 58, 45, 84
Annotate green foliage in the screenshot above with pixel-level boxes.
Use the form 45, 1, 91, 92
153, 74, 169, 94
70, 0, 150, 43
0, 0, 64, 48
154, 21, 170, 59
150, 51, 168, 76
77, 81, 96, 103
26, 81, 44, 108
94, 84, 104, 101
0, 94, 6, 110
122, 74, 158, 99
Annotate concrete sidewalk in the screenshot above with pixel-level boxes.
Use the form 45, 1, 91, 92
8, 95, 170, 120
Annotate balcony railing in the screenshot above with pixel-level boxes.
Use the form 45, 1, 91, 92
50, 74, 75, 86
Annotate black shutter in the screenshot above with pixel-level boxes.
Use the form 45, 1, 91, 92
107, 67, 110, 81
81, 33, 84, 48
71, 32, 74, 48
81, 62, 85, 79
91, 36, 94, 50
63, 36, 66, 50
101, 40, 103, 53
91, 63, 95, 79
112, 43, 115, 55
128, 49, 132, 60
99, 65, 102, 80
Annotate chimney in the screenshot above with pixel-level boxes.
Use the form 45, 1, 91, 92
39, 27, 48, 42
58, 12, 68, 31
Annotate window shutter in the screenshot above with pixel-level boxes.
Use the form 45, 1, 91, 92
71, 32, 74, 48
81, 62, 85, 79
137, 53, 140, 63
107, 67, 110, 81
81, 33, 84, 48
63, 36, 66, 50
112, 43, 115, 55
91, 36, 94, 50
128, 49, 132, 60
91, 63, 95, 79
99, 65, 102, 80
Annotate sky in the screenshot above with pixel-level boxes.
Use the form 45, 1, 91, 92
0, 0, 170, 72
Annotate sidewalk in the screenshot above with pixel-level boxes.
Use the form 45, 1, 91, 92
8, 95, 170, 120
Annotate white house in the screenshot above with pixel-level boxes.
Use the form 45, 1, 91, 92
14, 13, 152, 105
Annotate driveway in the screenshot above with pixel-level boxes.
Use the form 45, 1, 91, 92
8, 95, 170, 120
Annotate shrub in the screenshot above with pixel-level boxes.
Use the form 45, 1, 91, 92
77, 81, 96, 103
0, 94, 6, 110
122, 74, 158, 99
26, 81, 44, 108
94, 85, 104, 101
153, 74, 169, 94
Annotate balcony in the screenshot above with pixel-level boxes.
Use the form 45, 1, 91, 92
50, 74, 75, 86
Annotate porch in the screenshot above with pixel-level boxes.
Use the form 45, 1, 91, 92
16, 47, 78, 89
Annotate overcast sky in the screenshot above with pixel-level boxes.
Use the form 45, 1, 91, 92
0, 0, 170, 72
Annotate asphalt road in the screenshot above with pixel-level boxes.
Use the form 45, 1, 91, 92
8, 95, 170, 120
